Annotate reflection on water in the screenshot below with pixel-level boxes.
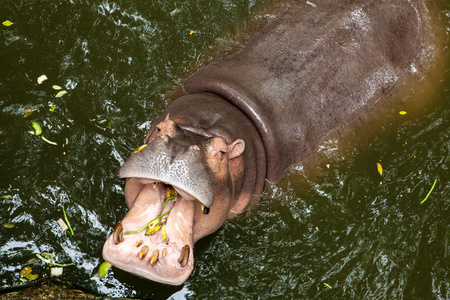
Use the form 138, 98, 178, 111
0, 0, 449, 298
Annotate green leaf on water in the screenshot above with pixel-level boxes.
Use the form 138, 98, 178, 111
41, 136, 57, 145
98, 261, 113, 279
25, 274, 39, 281
62, 206, 74, 235
421, 179, 437, 204
30, 121, 42, 136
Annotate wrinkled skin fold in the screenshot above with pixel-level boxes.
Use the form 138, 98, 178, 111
103, 0, 440, 285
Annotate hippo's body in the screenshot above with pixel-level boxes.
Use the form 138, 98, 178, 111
103, 0, 435, 285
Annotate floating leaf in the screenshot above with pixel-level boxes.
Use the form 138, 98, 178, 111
2, 20, 13, 26
98, 262, 113, 279
399, 111, 407, 115
25, 274, 39, 281
20, 266, 32, 277
189, 30, 194, 35
376, 163, 383, 175
55, 90, 67, 98
37, 75, 48, 84
62, 206, 74, 235
133, 144, 147, 153
36, 252, 75, 267
52, 85, 62, 90
421, 179, 437, 204
57, 218, 69, 231
324, 282, 332, 289
51, 267, 63, 277
41, 136, 57, 145
3, 223, 15, 228
30, 121, 42, 136
24, 109, 34, 117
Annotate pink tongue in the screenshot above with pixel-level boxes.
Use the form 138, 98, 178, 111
165, 196, 195, 250
124, 184, 164, 223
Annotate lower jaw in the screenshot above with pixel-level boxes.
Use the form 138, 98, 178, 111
102, 223, 194, 285
102, 184, 196, 284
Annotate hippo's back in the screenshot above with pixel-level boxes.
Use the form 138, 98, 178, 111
184, 0, 422, 182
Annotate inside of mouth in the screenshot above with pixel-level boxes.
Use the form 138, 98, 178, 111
123, 182, 179, 237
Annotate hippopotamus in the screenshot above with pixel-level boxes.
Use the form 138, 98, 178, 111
103, 0, 437, 285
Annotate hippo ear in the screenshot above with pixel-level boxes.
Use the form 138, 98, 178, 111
229, 139, 245, 160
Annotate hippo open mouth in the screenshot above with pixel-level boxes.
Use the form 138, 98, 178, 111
102, 180, 210, 285
102, 133, 216, 285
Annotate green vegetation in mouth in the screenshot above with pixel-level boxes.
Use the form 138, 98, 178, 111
124, 186, 178, 235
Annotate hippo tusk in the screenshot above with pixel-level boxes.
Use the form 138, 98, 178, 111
177, 245, 190, 268
149, 249, 159, 266
113, 221, 124, 245
138, 246, 149, 260
201, 203, 210, 214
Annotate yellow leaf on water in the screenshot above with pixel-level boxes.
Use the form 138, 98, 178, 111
52, 85, 62, 90
189, 31, 194, 35
399, 111, 407, 115
37, 75, 48, 84
133, 144, 147, 153
377, 163, 383, 175
55, 90, 67, 98
20, 266, 32, 277
2, 20, 13, 26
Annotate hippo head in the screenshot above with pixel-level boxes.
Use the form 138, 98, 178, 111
102, 95, 263, 285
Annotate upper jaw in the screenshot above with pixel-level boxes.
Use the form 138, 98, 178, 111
118, 137, 216, 209
102, 180, 197, 285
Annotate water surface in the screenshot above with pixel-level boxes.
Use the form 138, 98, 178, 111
0, 0, 449, 299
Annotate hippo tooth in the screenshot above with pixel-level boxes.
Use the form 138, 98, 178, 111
200, 204, 210, 214
113, 221, 124, 245
136, 240, 143, 247
149, 249, 159, 266
138, 246, 149, 260
162, 248, 167, 257
177, 245, 190, 268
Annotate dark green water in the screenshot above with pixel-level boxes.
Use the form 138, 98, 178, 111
1, 0, 449, 299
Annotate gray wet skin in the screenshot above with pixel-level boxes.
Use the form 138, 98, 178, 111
103, 0, 439, 285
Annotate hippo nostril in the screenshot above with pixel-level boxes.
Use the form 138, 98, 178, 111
177, 245, 190, 268
149, 250, 159, 266
113, 221, 124, 245
138, 246, 149, 260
